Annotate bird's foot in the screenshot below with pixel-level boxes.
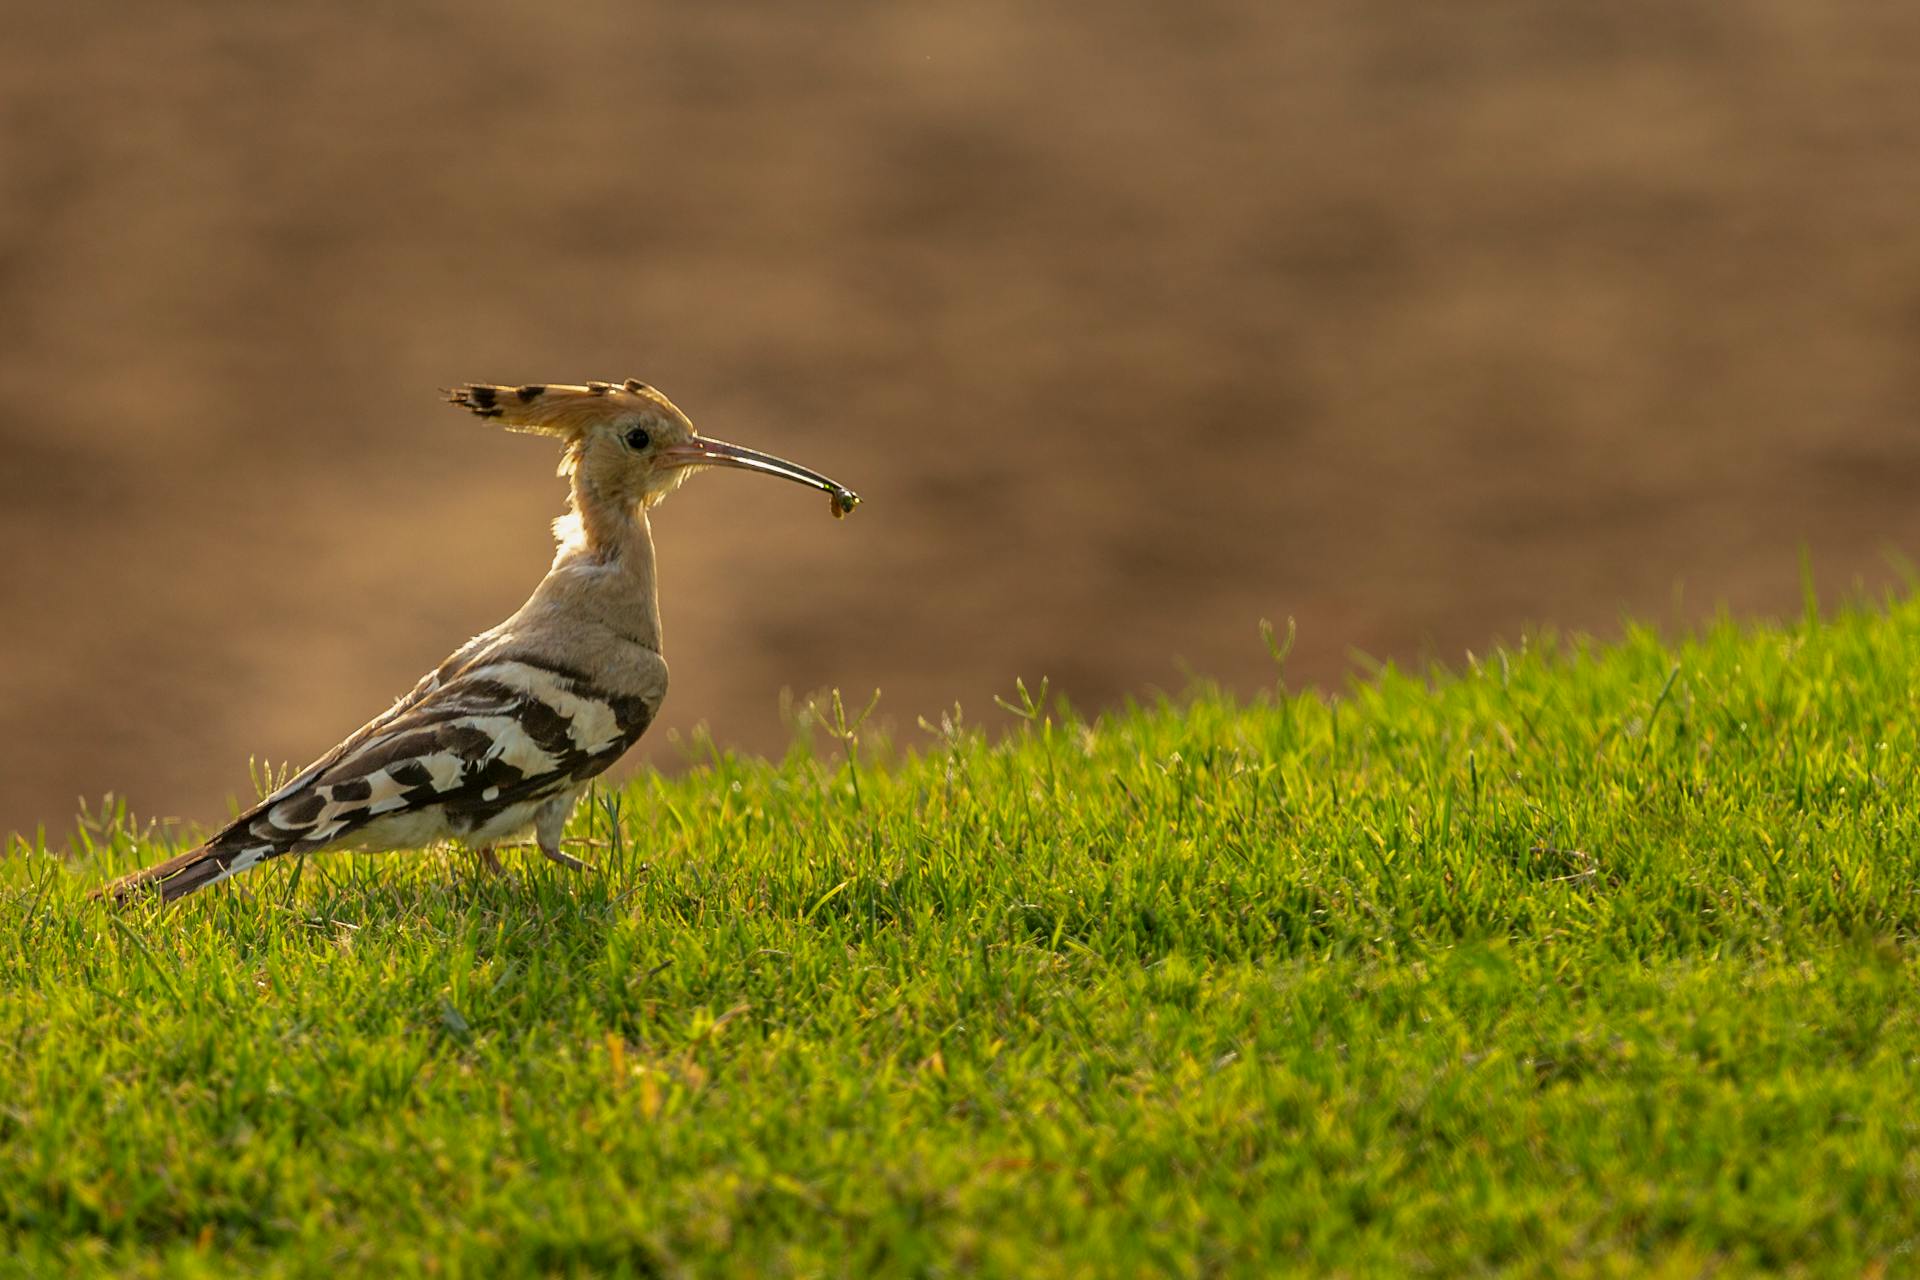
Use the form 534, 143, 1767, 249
490, 838, 607, 872
539, 842, 597, 873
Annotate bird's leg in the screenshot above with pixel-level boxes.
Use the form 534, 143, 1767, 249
473, 845, 506, 875
539, 840, 596, 873
534, 793, 596, 873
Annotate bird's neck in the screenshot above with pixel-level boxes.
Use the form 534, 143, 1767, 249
551, 480, 664, 652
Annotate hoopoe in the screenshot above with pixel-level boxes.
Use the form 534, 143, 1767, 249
101, 379, 859, 904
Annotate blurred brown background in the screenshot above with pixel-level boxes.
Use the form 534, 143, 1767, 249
4, 1, 1919, 839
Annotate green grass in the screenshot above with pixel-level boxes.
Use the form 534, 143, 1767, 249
7, 596, 1920, 1277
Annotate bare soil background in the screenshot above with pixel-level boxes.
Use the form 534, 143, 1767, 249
4, 1, 1919, 838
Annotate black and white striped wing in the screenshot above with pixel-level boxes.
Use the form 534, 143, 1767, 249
227, 660, 655, 856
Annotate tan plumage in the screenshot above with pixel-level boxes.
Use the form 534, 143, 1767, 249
101, 381, 859, 904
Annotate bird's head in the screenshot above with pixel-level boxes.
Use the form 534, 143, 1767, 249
446, 379, 859, 519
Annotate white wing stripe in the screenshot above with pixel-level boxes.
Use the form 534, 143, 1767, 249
464, 661, 625, 753
466, 713, 562, 777
417, 750, 467, 791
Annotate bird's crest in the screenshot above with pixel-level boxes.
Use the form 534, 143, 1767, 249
444, 379, 680, 438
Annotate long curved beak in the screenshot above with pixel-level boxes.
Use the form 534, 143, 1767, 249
658, 436, 861, 517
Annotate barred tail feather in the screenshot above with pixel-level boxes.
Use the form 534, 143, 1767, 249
96, 842, 272, 904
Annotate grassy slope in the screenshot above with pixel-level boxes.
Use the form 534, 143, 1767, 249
5, 600, 1920, 1277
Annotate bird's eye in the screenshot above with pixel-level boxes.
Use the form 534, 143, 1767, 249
624, 427, 652, 451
